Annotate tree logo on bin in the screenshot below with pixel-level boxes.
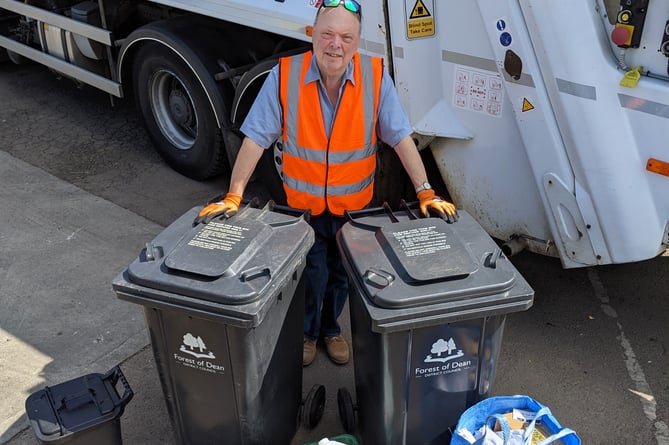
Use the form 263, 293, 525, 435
424, 338, 464, 363
415, 337, 473, 380
180, 333, 216, 359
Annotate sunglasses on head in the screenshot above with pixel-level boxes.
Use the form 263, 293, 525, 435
319, 0, 361, 15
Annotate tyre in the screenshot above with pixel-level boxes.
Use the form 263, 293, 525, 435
257, 139, 287, 205
6, 49, 30, 65
232, 62, 287, 204
133, 43, 228, 179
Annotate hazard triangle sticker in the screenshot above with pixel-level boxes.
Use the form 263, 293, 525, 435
406, 0, 435, 39
522, 98, 535, 112
410, 0, 431, 18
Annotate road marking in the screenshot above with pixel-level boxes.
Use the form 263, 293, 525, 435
587, 268, 669, 445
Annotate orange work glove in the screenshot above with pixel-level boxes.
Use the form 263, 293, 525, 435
193, 193, 242, 225
417, 189, 458, 223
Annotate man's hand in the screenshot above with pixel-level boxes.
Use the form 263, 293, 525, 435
417, 189, 458, 223
193, 193, 243, 225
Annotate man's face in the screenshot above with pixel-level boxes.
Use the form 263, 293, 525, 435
312, 6, 361, 80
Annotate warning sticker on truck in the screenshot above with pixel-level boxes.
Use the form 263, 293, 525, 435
452, 65, 504, 118
406, 0, 435, 39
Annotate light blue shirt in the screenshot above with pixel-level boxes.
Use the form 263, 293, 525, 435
240, 53, 412, 149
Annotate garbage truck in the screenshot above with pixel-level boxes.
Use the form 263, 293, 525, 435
1, 0, 668, 269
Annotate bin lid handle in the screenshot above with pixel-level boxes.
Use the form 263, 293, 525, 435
56, 389, 94, 412
240, 266, 271, 283
102, 366, 134, 409
484, 249, 503, 269
363, 268, 394, 289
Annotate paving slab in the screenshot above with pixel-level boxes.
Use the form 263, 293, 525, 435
0, 151, 161, 443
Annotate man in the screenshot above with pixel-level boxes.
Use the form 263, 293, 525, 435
194, 0, 458, 367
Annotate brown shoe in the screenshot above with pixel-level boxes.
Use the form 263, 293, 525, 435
324, 335, 350, 365
303, 338, 317, 367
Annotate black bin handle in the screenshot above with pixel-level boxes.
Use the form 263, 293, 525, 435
102, 366, 134, 408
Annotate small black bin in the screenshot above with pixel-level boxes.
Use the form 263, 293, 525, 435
25, 366, 133, 445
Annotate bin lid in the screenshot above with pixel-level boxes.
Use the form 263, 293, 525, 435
337, 205, 534, 325
113, 204, 313, 325
25, 369, 129, 441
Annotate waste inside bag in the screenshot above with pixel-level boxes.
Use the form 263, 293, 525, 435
465, 425, 529, 445
451, 395, 581, 445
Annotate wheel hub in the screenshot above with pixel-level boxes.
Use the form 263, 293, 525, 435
169, 90, 193, 127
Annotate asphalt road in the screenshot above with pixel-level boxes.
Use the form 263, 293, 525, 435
2, 60, 669, 445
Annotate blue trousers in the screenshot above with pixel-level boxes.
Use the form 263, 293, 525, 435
304, 213, 349, 340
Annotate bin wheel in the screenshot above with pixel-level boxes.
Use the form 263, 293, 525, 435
337, 387, 356, 433
302, 384, 326, 429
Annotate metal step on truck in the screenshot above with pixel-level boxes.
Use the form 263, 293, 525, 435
1, 0, 669, 269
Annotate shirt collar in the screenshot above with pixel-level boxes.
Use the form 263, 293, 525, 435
304, 52, 356, 87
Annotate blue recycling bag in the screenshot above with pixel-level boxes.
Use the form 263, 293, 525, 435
450, 395, 581, 445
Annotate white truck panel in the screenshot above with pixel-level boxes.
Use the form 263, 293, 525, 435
523, 0, 669, 264
476, 0, 597, 267
389, 0, 582, 265
384, 0, 669, 267
385, 0, 479, 140
147, 0, 315, 43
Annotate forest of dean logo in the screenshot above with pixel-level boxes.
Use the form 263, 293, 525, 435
173, 332, 224, 374
180, 333, 216, 359
424, 337, 464, 363
415, 337, 473, 379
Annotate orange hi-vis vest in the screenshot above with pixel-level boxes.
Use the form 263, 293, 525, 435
278, 51, 383, 216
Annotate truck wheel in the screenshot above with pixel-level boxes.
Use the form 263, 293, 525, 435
133, 44, 228, 180
6, 50, 30, 65
257, 139, 287, 205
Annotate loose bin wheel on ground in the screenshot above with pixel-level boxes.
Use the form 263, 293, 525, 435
337, 387, 356, 433
301, 384, 326, 429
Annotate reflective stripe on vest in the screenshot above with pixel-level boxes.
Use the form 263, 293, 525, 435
279, 51, 382, 216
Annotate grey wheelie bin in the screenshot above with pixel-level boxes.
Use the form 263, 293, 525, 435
335, 203, 534, 445
112, 202, 318, 445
